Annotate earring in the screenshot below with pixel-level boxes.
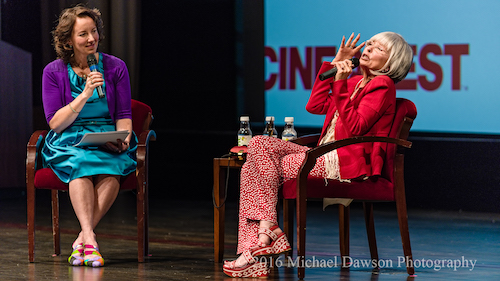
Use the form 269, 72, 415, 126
67, 45, 74, 57
381, 67, 389, 73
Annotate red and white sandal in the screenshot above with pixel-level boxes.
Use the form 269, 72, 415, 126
252, 225, 292, 257
223, 250, 270, 278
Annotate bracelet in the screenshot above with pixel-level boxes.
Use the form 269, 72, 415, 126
68, 103, 80, 113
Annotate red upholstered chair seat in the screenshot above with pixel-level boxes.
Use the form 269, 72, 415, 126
282, 176, 394, 201
33, 168, 138, 191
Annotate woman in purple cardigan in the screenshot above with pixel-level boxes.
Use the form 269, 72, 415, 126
41, 4, 136, 267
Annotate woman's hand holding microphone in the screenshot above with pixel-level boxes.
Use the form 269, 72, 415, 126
83, 72, 104, 99
333, 59, 356, 81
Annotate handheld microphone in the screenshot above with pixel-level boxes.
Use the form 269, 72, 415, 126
86, 54, 105, 98
319, 58, 360, 81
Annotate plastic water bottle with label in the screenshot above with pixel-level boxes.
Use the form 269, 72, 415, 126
263, 116, 278, 137
281, 117, 297, 141
237, 116, 252, 146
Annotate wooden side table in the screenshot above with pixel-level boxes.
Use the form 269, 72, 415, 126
213, 157, 244, 263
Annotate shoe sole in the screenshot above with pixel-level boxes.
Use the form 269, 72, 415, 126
223, 261, 270, 278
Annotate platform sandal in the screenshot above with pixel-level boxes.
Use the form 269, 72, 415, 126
251, 225, 292, 257
83, 245, 105, 267
68, 242, 84, 266
223, 250, 270, 278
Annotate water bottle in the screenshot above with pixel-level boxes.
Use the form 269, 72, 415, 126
281, 117, 298, 141
263, 116, 278, 137
237, 116, 252, 146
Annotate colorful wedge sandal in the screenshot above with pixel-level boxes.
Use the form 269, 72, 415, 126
251, 225, 292, 257
223, 250, 270, 278
83, 245, 105, 267
68, 243, 84, 266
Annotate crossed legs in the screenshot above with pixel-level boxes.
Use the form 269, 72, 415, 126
68, 175, 120, 266
224, 136, 330, 277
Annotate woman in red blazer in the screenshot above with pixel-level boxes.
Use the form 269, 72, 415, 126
223, 32, 413, 278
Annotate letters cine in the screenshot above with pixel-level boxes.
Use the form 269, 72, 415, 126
263, 1, 500, 134
265, 44, 469, 92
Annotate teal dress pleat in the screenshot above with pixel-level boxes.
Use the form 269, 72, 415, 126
42, 54, 137, 183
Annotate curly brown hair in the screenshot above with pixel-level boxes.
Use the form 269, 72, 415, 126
52, 4, 104, 64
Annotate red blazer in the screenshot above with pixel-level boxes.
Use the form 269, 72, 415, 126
306, 62, 396, 179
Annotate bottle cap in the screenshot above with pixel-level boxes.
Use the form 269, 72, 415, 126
265, 116, 275, 122
284, 117, 294, 123
240, 116, 250, 122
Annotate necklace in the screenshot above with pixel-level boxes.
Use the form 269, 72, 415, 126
354, 78, 364, 91
76, 66, 89, 80
351, 78, 364, 100
351, 77, 373, 100
71, 59, 89, 79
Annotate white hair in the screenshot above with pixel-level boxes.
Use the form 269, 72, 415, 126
367, 32, 413, 83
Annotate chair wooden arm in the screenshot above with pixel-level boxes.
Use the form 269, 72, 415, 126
136, 129, 156, 175
290, 133, 321, 147
298, 136, 412, 180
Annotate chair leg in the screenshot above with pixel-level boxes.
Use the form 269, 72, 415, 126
363, 202, 379, 267
282, 198, 294, 258
51, 190, 61, 256
27, 185, 36, 262
396, 196, 415, 275
136, 174, 147, 262
338, 204, 350, 268
144, 182, 150, 259
213, 159, 225, 263
296, 196, 307, 279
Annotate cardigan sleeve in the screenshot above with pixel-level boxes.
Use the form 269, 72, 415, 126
41, 62, 66, 124
102, 54, 132, 122
333, 75, 395, 136
112, 60, 132, 121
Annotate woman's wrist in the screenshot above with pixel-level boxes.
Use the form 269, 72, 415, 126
81, 88, 93, 99
68, 103, 80, 113
123, 137, 131, 146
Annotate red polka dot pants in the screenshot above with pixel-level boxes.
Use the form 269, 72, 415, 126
237, 135, 328, 254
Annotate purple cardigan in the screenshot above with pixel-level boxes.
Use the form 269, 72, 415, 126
42, 53, 132, 124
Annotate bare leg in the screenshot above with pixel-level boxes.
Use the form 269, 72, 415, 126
69, 176, 97, 247
258, 220, 282, 245
69, 175, 120, 266
91, 175, 120, 229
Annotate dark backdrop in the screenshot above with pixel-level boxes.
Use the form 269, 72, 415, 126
1, 0, 499, 213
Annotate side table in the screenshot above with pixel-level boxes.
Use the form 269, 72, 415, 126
213, 157, 244, 263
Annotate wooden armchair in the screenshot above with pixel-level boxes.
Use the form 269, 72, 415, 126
26, 99, 156, 263
282, 98, 417, 279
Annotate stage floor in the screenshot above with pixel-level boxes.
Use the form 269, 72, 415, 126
0, 190, 499, 280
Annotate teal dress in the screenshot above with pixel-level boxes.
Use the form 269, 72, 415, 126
42, 55, 137, 183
